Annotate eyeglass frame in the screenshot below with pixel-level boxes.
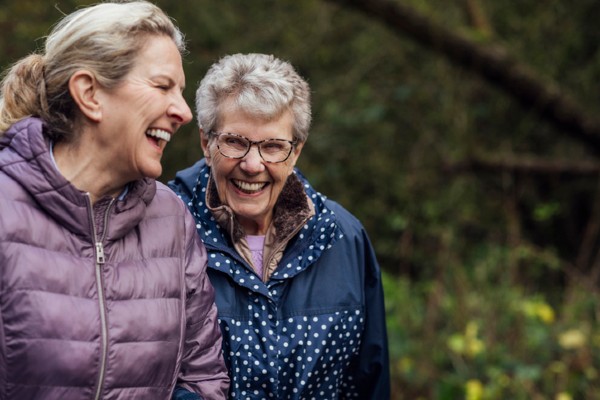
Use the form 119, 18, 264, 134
209, 131, 299, 163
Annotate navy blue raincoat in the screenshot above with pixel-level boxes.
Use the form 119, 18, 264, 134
169, 159, 390, 400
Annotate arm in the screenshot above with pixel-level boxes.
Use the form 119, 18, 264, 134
351, 229, 391, 399
174, 211, 229, 399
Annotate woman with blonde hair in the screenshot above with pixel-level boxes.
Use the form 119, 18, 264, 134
0, 2, 228, 399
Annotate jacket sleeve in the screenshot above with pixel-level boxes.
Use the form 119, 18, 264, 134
350, 228, 391, 399
174, 210, 230, 399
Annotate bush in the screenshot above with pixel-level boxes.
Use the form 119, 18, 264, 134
383, 247, 600, 399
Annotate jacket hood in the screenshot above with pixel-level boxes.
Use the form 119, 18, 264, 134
0, 117, 156, 240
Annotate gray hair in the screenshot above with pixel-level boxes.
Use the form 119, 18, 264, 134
0, 1, 185, 141
196, 53, 312, 143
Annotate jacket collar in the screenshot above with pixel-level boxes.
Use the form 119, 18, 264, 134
0, 117, 156, 240
173, 159, 341, 286
205, 170, 315, 244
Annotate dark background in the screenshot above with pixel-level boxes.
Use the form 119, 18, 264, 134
2, 1, 599, 398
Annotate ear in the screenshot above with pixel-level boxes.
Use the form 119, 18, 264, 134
68, 70, 102, 122
200, 128, 212, 166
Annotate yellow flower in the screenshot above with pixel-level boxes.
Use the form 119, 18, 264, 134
465, 322, 484, 357
467, 338, 484, 357
535, 302, 555, 324
465, 379, 484, 400
521, 300, 555, 324
556, 392, 572, 400
448, 322, 485, 357
559, 329, 587, 350
448, 334, 465, 354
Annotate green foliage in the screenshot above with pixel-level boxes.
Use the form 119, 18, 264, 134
383, 253, 600, 399
1, 1, 599, 398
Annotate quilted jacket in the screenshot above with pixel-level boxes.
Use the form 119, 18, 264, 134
0, 118, 229, 400
169, 159, 390, 400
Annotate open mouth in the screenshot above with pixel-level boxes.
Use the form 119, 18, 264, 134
146, 128, 171, 148
232, 179, 268, 194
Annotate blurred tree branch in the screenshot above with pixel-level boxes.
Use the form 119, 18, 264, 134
443, 154, 600, 176
324, 0, 600, 155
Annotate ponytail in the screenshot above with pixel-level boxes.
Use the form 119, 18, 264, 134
0, 1, 184, 141
0, 54, 47, 135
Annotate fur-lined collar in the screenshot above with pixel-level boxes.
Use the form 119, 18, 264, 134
205, 172, 314, 243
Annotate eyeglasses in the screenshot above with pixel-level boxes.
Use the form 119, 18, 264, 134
211, 131, 298, 163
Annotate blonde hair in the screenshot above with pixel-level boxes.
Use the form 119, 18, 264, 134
0, 1, 185, 141
196, 53, 312, 143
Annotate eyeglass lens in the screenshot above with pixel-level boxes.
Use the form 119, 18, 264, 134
217, 134, 293, 162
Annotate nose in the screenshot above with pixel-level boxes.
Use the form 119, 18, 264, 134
168, 93, 193, 125
240, 144, 265, 173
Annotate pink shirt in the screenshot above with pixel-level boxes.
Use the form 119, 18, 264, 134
246, 235, 265, 279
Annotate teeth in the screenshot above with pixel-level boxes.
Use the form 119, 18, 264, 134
146, 129, 171, 142
234, 180, 265, 192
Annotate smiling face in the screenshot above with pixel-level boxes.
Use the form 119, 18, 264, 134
94, 34, 192, 183
202, 106, 303, 235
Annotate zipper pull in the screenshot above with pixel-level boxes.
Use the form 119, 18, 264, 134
96, 242, 105, 264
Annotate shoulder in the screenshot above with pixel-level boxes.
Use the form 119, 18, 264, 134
0, 171, 47, 243
0, 171, 27, 200
325, 198, 362, 229
0, 171, 39, 215
152, 181, 189, 216
321, 198, 372, 251
136, 181, 199, 248
168, 159, 206, 200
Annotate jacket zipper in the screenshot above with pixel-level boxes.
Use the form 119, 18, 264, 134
88, 195, 115, 400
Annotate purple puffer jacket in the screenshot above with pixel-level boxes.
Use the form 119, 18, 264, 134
0, 118, 229, 399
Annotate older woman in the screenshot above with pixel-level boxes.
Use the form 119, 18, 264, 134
0, 2, 228, 399
169, 53, 390, 399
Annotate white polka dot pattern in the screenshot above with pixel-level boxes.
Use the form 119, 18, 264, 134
175, 166, 373, 399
